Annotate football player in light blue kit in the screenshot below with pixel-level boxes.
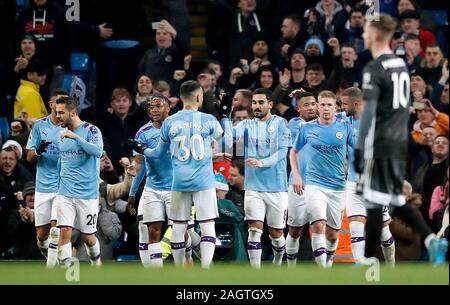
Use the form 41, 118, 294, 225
127, 93, 173, 268
135, 81, 224, 269
54, 96, 104, 267
26, 89, 68, 268
229, 88, 292, 268
286, 90, 317, 267
291, 90, 355, 268
341, 87, 395, 266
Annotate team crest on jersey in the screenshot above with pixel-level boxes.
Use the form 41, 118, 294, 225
336, 131, 344, 139
267, 125, 275, 133
165, 55, 173, 63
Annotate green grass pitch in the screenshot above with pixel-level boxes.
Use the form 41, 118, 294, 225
0, 261, 448, 285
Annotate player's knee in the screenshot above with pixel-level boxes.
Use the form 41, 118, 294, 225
311, 220, 326, 233
288, 227, 302, 239
81, 233, 97, 247
149, 224, 162, 242
325, 231, 338, 243
36, 226, 50, 241
58, 226, 72, 239
268, 228, 283, 239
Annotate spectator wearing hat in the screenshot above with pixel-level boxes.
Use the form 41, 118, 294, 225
138, 19, 189, 84
10, 34, 43, 94
410, 69, 430, 102
7, 181, 43, 259
246, 36, 272, 75
304, 36, 334, 76
305, 36, 325, 58
399, 10, 436, 58
411, 99, 449, 145
1, 139, 33, 175
13, 59, 48, 126
2, 140, 24, 161
17, 0, 71, 103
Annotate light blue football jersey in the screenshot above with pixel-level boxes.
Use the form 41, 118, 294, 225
294, 118, 355, 191
344, 115, 360, 183
58, 122, 103, 199
134, 122, 172, 191
26, 116, 65, 193
288, 117, 308, 185
233, 115, 291, 192
159, 110, 223, 192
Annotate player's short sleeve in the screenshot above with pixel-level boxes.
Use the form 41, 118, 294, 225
160, 119, 170, 142
88, 125, 103, 147
278, 118, 292, 148
26, 122, 41, 150
294, 125, 307, 152
210, 118, 224, 141
362, 64, 381, 103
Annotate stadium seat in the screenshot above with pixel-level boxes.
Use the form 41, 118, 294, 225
70, 52, 90, 72
101, 40, 140, 49
0, 117, 10, 145
116, 255, 139, 262
423, 10, 448, 27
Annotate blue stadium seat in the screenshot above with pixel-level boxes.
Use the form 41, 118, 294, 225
16, 0, 26, 8
0, 117, 10, 145
116, 255, 139, 262
101, 40, 139, 49
70, 52, 90, 72
423, 10, 448, 27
